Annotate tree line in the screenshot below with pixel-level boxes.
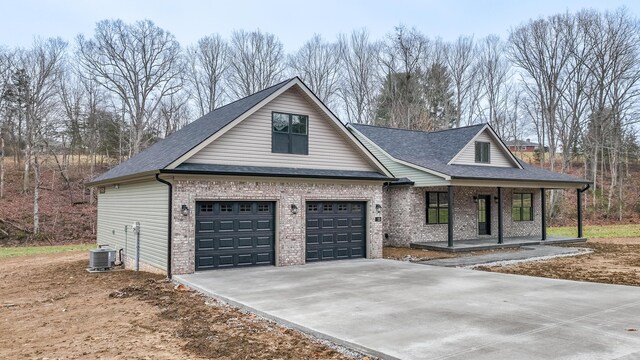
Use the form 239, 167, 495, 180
0, 7, 639, 235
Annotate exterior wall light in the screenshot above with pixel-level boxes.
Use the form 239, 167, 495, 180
375, 204, 382, 214
114, 184, 120, 189
494, 196, 499, 204
473, 196, 478, 203
290, 204, 298, 214
181, 204, 190, 216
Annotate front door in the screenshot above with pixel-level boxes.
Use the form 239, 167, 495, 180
477, 195, 491, 236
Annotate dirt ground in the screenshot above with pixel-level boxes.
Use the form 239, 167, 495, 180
383, 246, 516, 262
0, 252, 359, 360
478, 237, 640, 286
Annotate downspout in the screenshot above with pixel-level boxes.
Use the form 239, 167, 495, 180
155, 174, 173, 279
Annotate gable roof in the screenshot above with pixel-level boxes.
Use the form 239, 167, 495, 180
349, 123, 590, 185
505, 139, 540, 147
91, 77, 392, 185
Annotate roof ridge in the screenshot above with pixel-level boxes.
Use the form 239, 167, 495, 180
208, 77, 294, 113
350, 122, 487, 135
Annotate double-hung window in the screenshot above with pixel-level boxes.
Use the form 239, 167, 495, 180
512, 193, 533, 221
272, 112, 308, 155
426, 192, 449, 224
475, 141, 490, 163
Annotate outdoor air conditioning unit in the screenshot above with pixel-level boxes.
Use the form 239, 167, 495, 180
89, 246, 116, 271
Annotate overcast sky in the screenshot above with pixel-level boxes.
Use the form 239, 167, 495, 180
1, 0, 638, 51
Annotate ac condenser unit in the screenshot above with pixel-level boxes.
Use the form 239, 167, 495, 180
89, 247, 115, 271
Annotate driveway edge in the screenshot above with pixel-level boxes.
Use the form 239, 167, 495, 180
173, 275, 401, 360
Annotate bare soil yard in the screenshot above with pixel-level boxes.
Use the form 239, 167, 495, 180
0, 252, 356, 360
478, 237, 640, 286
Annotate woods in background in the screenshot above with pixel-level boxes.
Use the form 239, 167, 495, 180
1, 7, 639, 236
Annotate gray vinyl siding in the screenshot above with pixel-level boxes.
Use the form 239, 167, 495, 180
352, 130, 449, 187
97, 180, 169, 271
452, 130, 514, 167
185, 87, 376, 171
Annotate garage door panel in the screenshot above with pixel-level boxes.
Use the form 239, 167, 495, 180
256, 236, 273, 247
197, 238, 214, 250
322, 218, 334, 228
306, 201, 366, 262
256, 219, 272, 230
195, 201, 275, 271
336, 233, 349, 243
306, 234, 320, 245
197, 220, 215, 232
306, 218, 319, 229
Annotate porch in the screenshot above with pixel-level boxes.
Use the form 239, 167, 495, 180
410, 235, 587, 252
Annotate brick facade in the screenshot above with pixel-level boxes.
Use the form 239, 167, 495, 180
383, 185, 542, 247
171, 177, 384, 275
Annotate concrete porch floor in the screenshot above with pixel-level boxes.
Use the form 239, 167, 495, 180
410, 236, 587, 252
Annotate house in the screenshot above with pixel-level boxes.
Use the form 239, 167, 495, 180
88, 77, 394, 276
348, 124, 590, 248
89, 78, 589, 277
505, 138, 546, 153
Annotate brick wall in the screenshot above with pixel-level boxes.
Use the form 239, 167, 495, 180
383, 186, 542, 246
171, 178, 384, 275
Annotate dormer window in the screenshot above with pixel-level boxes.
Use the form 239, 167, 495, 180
272, 112, 308, 155
475, 141, 490, 163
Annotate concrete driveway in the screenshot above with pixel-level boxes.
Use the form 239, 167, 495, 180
175, 259, 640, 360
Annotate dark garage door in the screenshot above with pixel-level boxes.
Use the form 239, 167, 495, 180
306, 201, 366, 262
195, 201, 275, 270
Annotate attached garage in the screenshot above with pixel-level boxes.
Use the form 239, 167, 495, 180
195, 201, 275, 270
305, 201, 366, 262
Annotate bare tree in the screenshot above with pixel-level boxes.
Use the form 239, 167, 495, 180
477, 35, 512, 137
337, 29, 380, 124
0, 48, 11, 199
76, 19, 183, 155
186, 34, 229, 117
227, 29, 285, 98
508, 14, 574, 171
446, 36, 477, 127
288, 34, 341, 107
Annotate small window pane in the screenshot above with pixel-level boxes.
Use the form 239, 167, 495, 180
323, 204, 333, 212
291, 115, 307, 134
427, 209, 438, 224
338, 204, 348, 212
512, 196, 522, 208
522, 194, 532, 207
523, 207, 531, 221
272, 113, 289, 133
258, 204, 270, 212
352, 204, 362, 212
220, 204, 233, 212
307, 204, 318, 212
239, 204, 252, 212
439, 209, 449, 223
428, 193, 438, 207
438, 192, 448, 207
512, 207, 521, 221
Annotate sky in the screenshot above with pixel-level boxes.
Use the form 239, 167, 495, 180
0, 0, 638, 51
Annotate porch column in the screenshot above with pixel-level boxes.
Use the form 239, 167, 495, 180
448, 185, 454, 248
577, 188, 583, 238
541, 188, 547, 241
497, 187, 503, 244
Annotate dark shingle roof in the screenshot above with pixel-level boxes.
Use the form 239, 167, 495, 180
162, 163, 391, 181
351, 124, 589, 185
91, 78, 294, 183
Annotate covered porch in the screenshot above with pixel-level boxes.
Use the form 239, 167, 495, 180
385, 179, 591, 251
